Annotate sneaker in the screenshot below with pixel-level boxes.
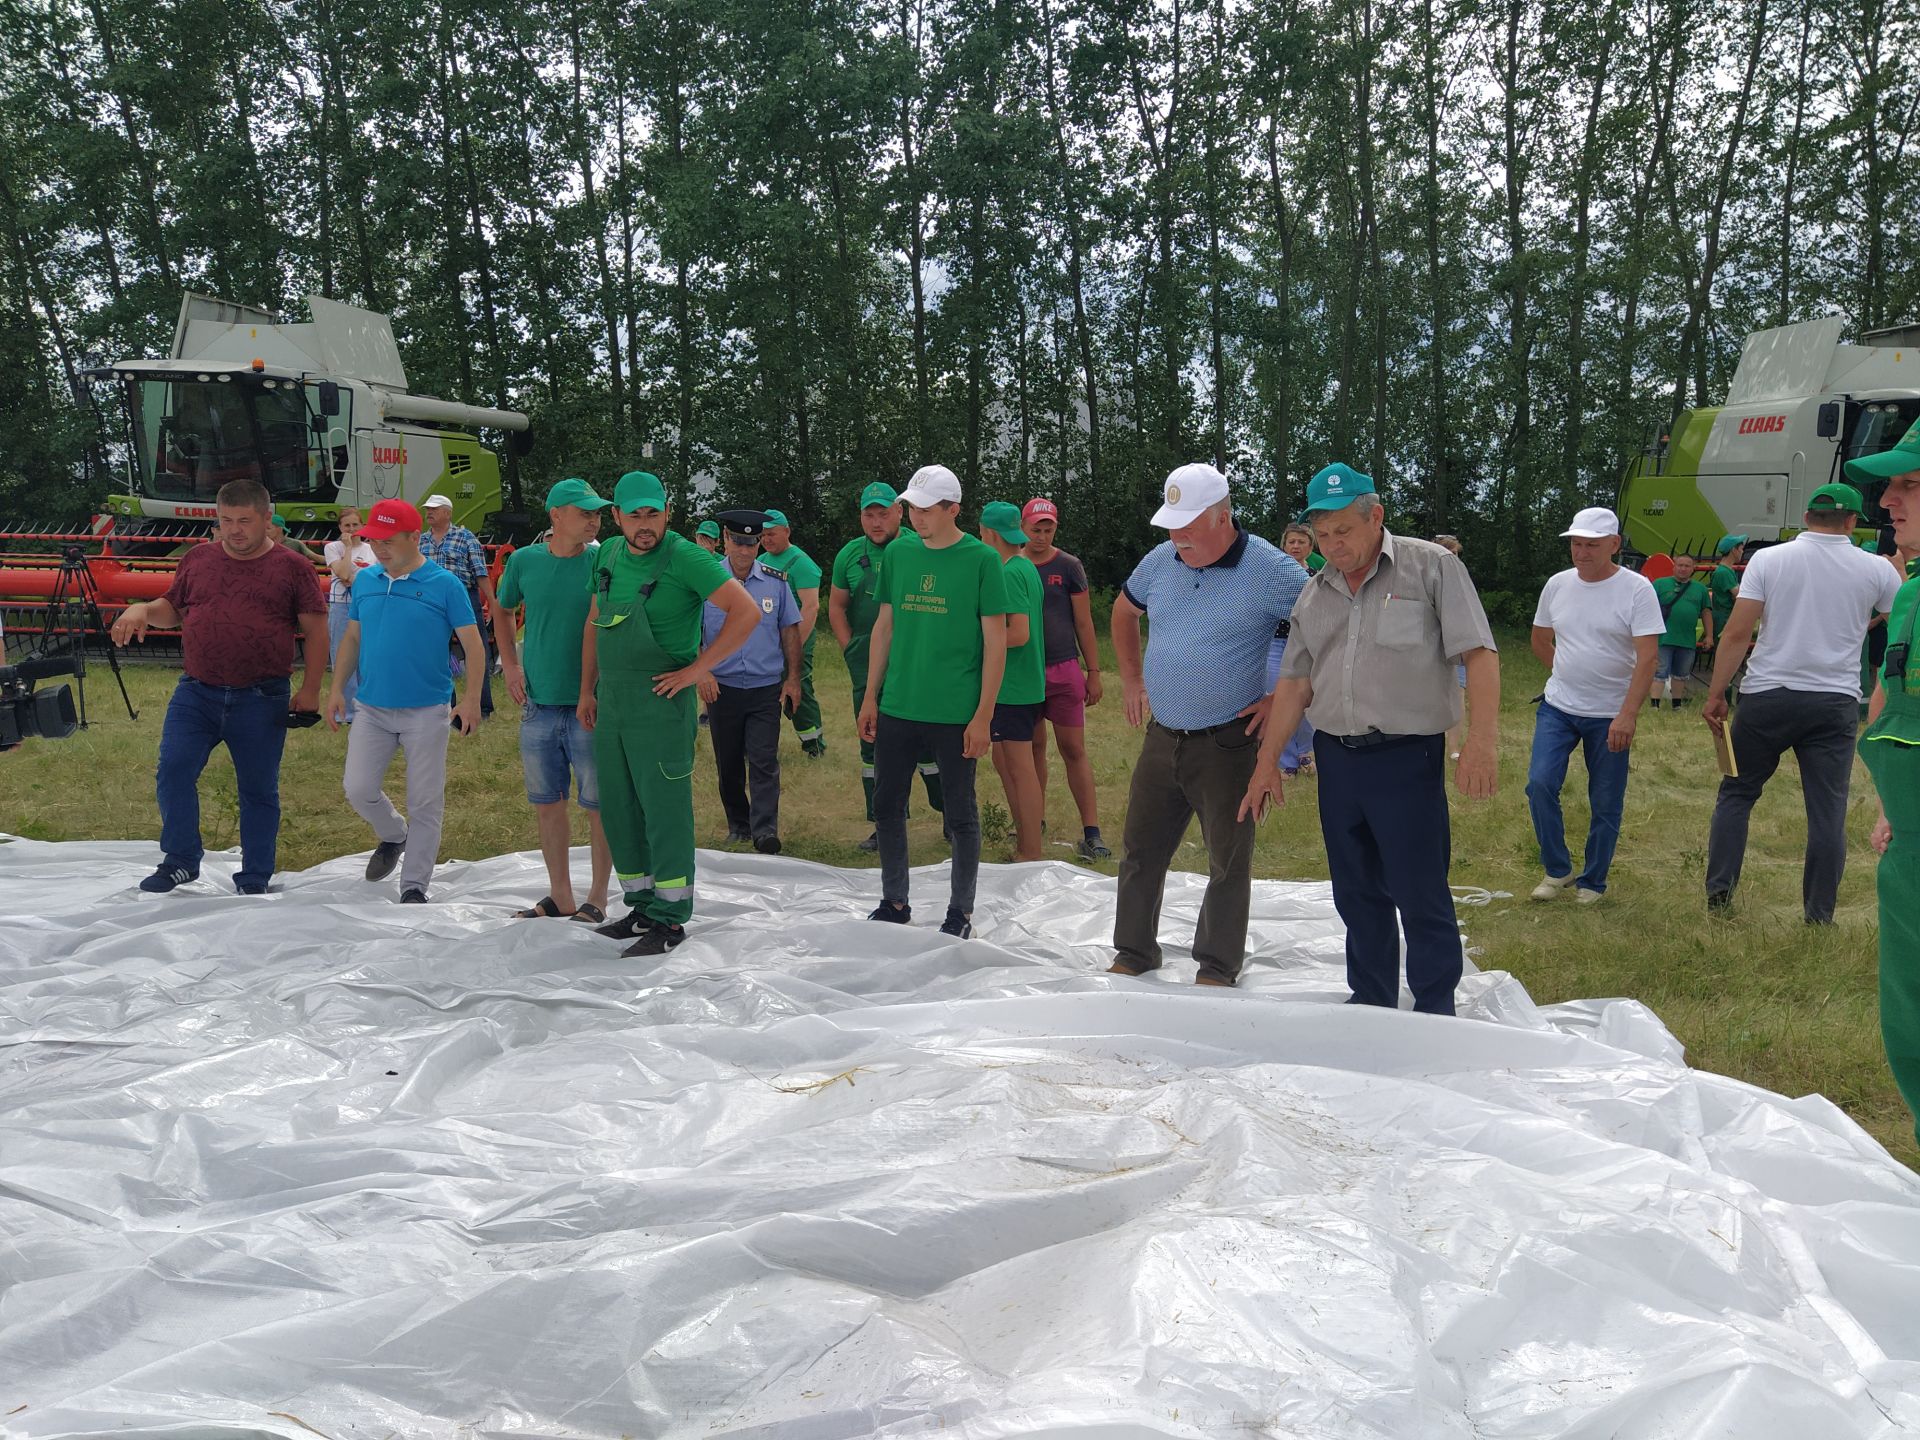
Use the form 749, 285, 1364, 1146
1651, 698, 1663, 709
595, 908, 650, 940
1574, 887, 1604, 905
399, 887, 427, 904
754, 835, 782, 854
856, 830, 879, 852
139, 864, 198, 894
1707, 890, 1733, 914
801, 738, 826, 758
235, 881, 268, 896
1076, 831, 1112, 861
1530, 873, 1575, 902
724, 829, 750, 845
365, 839, 405, 882
939, 907, 972, 939
622, 923, 686, 957
867, 901, 912, 924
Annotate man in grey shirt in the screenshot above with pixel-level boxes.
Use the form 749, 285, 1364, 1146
1239, 464, 1500, 1014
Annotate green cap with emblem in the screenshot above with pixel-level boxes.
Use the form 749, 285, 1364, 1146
695, 520, 721, 540
1302, 462, 1376, 514
1844, 415, 1920, 483
980, 500, 1028, 545
613, 471, 667, 513
859, 482, 899, 510
1807, 481, 1865, 514
763, 509, 791, 530
544, 477, 611, 511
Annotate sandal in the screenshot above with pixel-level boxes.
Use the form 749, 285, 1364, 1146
569, 903, 606, 924
513, 896, 565, 919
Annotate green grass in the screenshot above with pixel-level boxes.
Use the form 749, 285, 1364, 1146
5, 631, 1912, 1167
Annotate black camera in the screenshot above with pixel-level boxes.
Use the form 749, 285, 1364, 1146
0, 651, 83, 750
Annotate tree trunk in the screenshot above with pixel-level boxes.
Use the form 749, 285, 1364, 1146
83, 0, 177, 288
1563, 0, 1620, 503
569, 0, 627, 438
1039, 0, 1102, 514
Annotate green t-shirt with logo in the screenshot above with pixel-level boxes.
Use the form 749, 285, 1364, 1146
877, 533, 1012, 723
997, 553, 1046, 706
1709, 562, 1741, 632
591, 530, 732, 663
497, 540, 598, 706
1652, 576, 1711, 648
759, 542, 823, 593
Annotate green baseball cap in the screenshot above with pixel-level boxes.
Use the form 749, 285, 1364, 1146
545, 477, 611, 511
1807, 481, 1865, 514
1844, 415, 1920, 483
763, 509, 791, 529
695, 520, 721, 540
613, 471, 667, 513
1303, 462, 1376, 514
859, 482, 899, 510
980, 500, 1027, 545
1715, 533, 1749, 555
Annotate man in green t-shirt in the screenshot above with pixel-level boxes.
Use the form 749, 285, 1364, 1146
495, 477, 614, 924
1650, 554, 1714, 709
980, 500, 1046, 862
1708, 534, 1749, 702
827, 481, 943, 847
759, 511, 826, 756
579, 471, 758, 956
858, 464, 1010, 938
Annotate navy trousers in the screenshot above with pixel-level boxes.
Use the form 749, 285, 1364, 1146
156, 675, 290, 890
1313, 731, 1462, 1015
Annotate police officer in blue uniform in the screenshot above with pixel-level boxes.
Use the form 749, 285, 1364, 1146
700, 510, 804, 852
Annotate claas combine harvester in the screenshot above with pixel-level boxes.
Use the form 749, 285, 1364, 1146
1, 293, 529, 641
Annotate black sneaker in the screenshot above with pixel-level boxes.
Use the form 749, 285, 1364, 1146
622, 923, 686, 957
724, 829, 750, 845
235, 881, 268, 896
1077, 831, 1112, 861
939, 907, 972, 939
595, 908, 650, 940
139, 864, 198, 894
856, 830, 879, 852
399, 887, 427, 904
867, 901, 912, 924
801, 737, 826, 758
754, 835, 782, 854
1707, 890, 1732, 914
365, 840, 405, 882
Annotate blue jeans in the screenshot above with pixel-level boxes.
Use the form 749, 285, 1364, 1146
156, 675, 290, 889
327, 601, 359, 720
1525, 700, 1631, 893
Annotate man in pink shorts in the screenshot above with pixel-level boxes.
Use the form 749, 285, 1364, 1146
1022, 497, 1110, 859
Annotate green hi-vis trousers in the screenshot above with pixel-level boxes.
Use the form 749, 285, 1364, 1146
1862, 593, 1920, 1148
787, 630, 823, 744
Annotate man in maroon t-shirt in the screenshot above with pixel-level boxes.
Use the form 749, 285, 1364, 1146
111, 479, 327, 895
1021, 497, 1109, 860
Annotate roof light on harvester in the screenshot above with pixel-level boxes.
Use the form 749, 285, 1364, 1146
251, 358, 265, 372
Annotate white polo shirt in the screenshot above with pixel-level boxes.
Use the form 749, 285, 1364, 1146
1737, 531, 1902, 698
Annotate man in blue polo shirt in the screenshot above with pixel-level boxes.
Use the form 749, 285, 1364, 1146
326, 498, 488, 903
1107, 463, 1308, 986
700, 509, 803, 852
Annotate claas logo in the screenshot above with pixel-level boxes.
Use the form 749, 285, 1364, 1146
1735, 415, 1785, 436
371, 445, 408, 465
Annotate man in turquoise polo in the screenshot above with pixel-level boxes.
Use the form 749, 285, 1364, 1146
580, 471, 759, 956
758, 510, 826, 756
495, 477, 613, 923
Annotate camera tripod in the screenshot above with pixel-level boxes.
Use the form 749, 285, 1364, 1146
32, 545, 137, 725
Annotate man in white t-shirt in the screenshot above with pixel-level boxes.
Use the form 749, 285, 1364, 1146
1526, 507, 1664, 903
1701, 482, 1903, 921
322, 507, 377, 723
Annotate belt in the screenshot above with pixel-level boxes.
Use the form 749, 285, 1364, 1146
1323, 730, 1425, 750
1152, 718, 1240, 738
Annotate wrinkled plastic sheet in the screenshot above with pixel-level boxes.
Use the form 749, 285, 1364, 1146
2, 836, 1917, 1439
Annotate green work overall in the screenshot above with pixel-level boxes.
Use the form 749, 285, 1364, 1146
1861, 580, 1920, 1148
841, 541, 943, 822
593, 576, 699, 927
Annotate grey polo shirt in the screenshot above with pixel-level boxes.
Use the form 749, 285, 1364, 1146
1277, 529, 1496, 737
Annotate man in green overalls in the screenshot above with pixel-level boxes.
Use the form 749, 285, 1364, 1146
1852, 423, 1920, 1147
758, 510, 826, 757
580, 471, 758, 956
827, 482, 943, 850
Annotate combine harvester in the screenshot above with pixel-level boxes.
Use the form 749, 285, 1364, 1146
1, 293, 529, 641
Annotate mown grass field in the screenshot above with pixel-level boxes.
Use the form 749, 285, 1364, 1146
4, 626, 1912, 1166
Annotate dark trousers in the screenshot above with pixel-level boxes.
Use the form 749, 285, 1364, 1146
710, 681, 782, 838
156, 675, 290, 890
1314, 732, 1461, 1014
1706, 687, 1858, 921
1112, 720, 1262, 983
875, 714, 978, 913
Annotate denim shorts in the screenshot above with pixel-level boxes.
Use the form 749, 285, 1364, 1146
519, 702, 599, 808
1656, 645, 1697, 681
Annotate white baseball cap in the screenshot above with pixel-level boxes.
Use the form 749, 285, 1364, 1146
422, 493, 454, 511
1560, 506, 1620, 539
1150, 463, 1230, 528
900, 464, 962, 507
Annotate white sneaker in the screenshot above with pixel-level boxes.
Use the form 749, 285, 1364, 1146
1530, 874, 1575, 902
1575, 887, 1604, 905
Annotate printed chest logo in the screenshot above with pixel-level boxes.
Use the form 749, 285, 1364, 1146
920, 574, 937, 593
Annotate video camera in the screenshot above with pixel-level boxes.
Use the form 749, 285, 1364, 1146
0, 649, 83, 750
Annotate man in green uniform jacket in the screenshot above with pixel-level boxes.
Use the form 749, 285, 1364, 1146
759, 510, 826, 756
827, 482, 943, 848
1851, 419, 1920, 1148
579, 471, 758, 957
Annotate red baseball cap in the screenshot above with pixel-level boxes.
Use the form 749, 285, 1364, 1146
356, 498, 423, 539
1022, 497, 1059, 524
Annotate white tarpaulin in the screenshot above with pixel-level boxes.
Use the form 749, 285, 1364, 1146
2, 836, 1918, 1438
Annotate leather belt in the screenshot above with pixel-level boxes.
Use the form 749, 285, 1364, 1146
1324, 730, 1424, 750
1152, 718, 1240, 738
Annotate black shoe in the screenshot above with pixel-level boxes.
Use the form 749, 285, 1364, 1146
139, 863, 198, 894
595, 908, 649, 940
1077, 831, 1112, 861
754, 835, 782, 854
399, 887, 427, 904
867, 901, 912, 924
856, 830, 879, 852
801, 737, 826, 758
235, 881, 268, 896
1651, 698, 1663, 710
724, 829, 750, 845
1707, 890, 1732, 913
939, 907, 972, 939
365, 840, 405, 882
622, 923, 686, 957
